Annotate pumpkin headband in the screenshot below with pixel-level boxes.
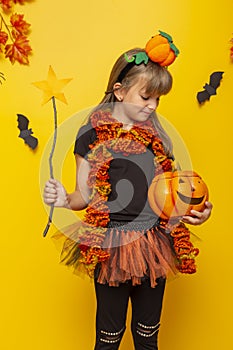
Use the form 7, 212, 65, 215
117, 30, 179, 83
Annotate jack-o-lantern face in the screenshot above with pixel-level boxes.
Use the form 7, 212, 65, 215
148, 170, 209, 219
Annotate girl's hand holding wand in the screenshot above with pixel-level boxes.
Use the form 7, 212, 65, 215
43, 178, 70, 209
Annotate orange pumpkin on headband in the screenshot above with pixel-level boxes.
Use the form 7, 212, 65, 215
145, 30, 179, 67
148, 171, 209, 219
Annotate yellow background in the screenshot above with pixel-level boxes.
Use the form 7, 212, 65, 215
1, 0, 233, 349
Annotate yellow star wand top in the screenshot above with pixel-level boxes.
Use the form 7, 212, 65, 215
33, 66, 73, 237
32, 65, 72, 105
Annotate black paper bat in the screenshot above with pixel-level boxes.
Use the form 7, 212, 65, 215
17, 114, 38, 150
196, 71, 224, 104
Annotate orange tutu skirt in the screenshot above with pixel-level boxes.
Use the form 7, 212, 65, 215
53, 218, 178, 288
96, 219, 177, 287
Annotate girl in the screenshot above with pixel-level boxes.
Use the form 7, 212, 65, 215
44, 46, 212, 350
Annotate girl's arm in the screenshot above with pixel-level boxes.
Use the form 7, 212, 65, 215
182, 201, 213, 226
43, 154, 90, 211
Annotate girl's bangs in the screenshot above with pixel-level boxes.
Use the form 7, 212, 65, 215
143, 66, 172, 96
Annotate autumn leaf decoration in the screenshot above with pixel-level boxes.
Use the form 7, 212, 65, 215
230, 36, 233, 61
0, 0, 32, 65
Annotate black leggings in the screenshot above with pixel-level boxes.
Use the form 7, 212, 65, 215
94, 278, 166, 350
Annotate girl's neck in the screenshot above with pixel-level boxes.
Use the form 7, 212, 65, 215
111, 103, 134, 130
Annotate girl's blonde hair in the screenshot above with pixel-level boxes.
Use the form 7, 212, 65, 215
93, 48, 174, 155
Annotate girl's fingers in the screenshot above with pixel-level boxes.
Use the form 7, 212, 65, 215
44, 179, 60, 194
45, 178, 57, 187
205, 201, 213, 209
43, 179, 68, 207
44, 197, 56, 204
182, 215, 202, 225
182, 201, 213, 225
44, 180, 58, 204
44, 186, 57, 194
44, 192, 57, 199
189, 209, 202, 218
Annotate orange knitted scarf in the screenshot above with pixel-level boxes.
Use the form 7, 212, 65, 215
61, 110, 199, 276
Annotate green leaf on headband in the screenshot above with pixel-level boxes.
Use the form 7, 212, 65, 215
124, 53, 135, 63
124, 52, 149, 65
134, 52, 149, 65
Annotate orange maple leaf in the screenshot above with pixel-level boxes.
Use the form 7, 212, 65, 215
230, 37, 233, 60
0, 0, 28, 11
0, 31, 8, 44
5, 34, 32, 64
231, 47, 233, 60
10, 13, 30, 35
0, 30, 8, 52
0, 0, 12, 12
13, 0, 27, 4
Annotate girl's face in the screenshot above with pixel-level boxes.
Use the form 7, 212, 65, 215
113, 75, 160, 126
